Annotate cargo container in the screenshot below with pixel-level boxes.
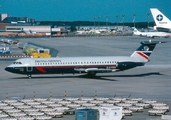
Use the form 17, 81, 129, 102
75, 108, 98, 120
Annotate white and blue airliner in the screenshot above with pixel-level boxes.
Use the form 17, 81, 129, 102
5, 41, 163, 78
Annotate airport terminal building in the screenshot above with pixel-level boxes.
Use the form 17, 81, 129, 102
0, 25, 68, 37
6, 26, 51, 34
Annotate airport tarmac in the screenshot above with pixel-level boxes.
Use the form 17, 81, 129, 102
0, 36, 171, 120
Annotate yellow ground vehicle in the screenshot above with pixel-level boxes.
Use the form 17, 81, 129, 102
31, 49, 51, 58
24, 45, 51, 58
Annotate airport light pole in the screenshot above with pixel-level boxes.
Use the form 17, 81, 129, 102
147, 12, 150, 31
133, 14, 136, 27
94, 16, 96, 31
0, 5, 1, 21
98, 16, 100, 29
122, 14, 125, 31
106, 16, 108, 32
116, 15, 119, 28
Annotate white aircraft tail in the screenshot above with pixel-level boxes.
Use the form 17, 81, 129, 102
150, 8, 171, 27
132, 27, 145, 36
131, 41, 162, 63
133, 27, 140, 33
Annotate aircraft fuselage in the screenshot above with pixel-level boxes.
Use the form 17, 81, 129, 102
5, 56, 144, 75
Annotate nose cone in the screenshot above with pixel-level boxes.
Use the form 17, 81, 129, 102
5, 67, 13, 73
5, 67, 24, 74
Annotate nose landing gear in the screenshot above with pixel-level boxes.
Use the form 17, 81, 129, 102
27, 74, 32, 79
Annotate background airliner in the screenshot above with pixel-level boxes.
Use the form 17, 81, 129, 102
133, 27, 170, 38
5, 41, 162, 78
150, 8, 171, 32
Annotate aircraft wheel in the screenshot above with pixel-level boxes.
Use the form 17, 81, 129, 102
87, 72, 96, 78
27, 74, 32, 79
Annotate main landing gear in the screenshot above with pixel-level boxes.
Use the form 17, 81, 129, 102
87, 72, 96, 78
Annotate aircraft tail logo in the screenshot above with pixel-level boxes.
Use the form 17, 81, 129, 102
156, 14, 163, 21
150, 8, 171, 26
131, 41, 162, 63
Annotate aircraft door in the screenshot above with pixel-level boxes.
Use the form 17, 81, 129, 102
27, 67, 33, 72
26, 59, 33, 72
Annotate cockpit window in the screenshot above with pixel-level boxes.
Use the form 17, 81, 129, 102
13, 62, 22, 64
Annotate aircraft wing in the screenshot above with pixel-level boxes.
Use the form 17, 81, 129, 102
74, 68, 117, 73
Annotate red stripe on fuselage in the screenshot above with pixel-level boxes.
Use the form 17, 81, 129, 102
36, 67, 47, 73
137, 52, 149, 60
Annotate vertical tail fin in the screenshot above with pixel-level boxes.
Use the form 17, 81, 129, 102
132, 27, 142, 36
133, 27, 140, 33
150, 8, 171, 27
131, 41, 162, 63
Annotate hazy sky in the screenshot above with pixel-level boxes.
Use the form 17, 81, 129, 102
0, 0, 170, 22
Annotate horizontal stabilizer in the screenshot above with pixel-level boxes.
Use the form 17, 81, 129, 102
141, 41, 166, 45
